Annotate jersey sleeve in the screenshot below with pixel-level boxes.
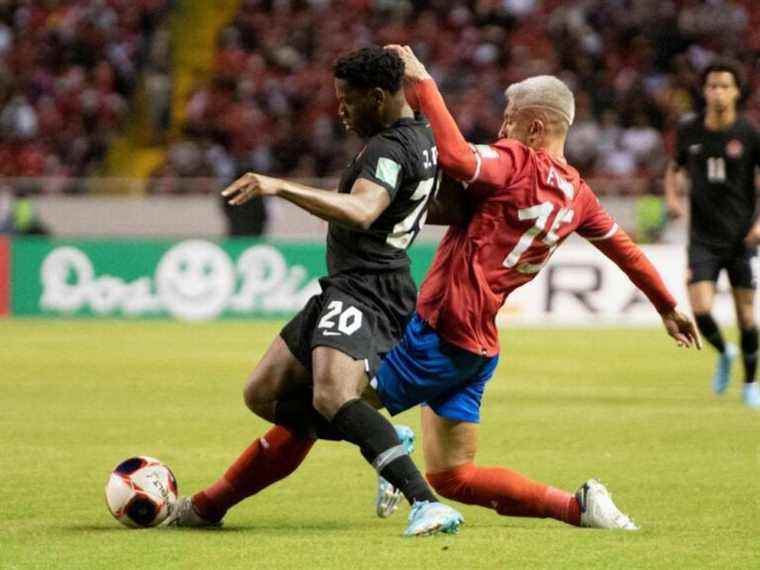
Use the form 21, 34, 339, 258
466, 140, 529, 195
591, 229, 677, 314
409, 79, 478, 182
575, 184, 619, 241
355, 136, 407, 199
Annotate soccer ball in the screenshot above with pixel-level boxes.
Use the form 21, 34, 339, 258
105, 456, 178, 528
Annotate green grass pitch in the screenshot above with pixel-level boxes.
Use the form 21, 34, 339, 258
1, 320, 758, 569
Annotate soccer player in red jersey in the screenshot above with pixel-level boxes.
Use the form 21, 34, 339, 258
169, 46, 701, 534
364, 45, 702, 529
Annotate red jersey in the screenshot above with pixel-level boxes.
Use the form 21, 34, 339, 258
411, 79, 677, 356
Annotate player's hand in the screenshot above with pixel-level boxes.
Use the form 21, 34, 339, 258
385, 45, 432, 82
661, 309, 702, 350
665, 197, 685, 219
221, 172, 281, 206
743, 224, 760, 248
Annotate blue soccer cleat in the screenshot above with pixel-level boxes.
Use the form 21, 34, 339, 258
403, 500, 463, 537
742, 382, 760, 409
376, 425, 415, 518
712, 343, 737, 395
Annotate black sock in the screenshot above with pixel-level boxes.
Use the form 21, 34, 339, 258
274, 393, 344, 441
330, 398, 436, 505
694, 313, 726, 353
741, 327, 758, 384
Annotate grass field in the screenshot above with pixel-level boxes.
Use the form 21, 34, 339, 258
1, 319, 758, 569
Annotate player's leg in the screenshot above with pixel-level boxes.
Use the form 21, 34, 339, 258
418, 356, 585, 527
421, 407, 579, 524
237, 294, 345, 440
311, 346, 463, 536
689, 257, 737, 393
311, 346, 442, 511
689, 281, 725, 351
243, 335, 311, 423
172, 335, 318, 526
728, 250, 760, 407
172, 294, 334, 527
244, 335, 342, 440
421, 406, 637, 530
370, 312, 493, 519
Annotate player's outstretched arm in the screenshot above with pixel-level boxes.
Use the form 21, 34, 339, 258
663, 160, 686, 219
386, 45, 478, 183
222, 172, 390, 230
590, 230, 701, 349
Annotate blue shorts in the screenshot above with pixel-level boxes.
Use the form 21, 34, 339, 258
372, 313, 499, 423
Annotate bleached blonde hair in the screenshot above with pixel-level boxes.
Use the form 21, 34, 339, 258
504, 75, 575, 129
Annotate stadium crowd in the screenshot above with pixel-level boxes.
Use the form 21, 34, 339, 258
0, 0, 170, 188
0, 0, 756, 193
158, 0, 759, 192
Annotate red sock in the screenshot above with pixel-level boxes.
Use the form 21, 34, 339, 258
192, 425, 315, 522
427, 463, 581, 526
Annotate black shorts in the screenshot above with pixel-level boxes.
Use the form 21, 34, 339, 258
280, 270, 417, 378
687, 242, 757, 289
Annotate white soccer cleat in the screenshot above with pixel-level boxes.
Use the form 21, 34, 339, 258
742, 382, 760, 409
376, 425, 415, 518
576, 479, 639, 531
162, 496, 222, 528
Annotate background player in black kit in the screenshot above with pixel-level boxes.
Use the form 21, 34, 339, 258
166, 46, 463, 536
665, 59, 760, 408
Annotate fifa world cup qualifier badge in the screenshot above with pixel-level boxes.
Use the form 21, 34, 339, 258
725, 139, 743, 159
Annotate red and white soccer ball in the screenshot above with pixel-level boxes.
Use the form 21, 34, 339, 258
105, 456, 178, 528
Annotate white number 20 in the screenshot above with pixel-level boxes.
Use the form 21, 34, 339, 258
317, 301, 363, 335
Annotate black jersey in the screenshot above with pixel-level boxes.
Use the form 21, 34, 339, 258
675, 114, 760, 249
327, 116, 438, 275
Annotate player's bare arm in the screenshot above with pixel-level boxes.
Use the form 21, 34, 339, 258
663, 159, 686, 218
743, 221, 760, 247
222, 172, 390, 230
663, 160, 686, 219
743, 181, 760, 246
590, 230, 701, 349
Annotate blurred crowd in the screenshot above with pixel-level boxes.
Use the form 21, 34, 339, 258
155, 0, 759, 193
0, 0, 170, 189
0, 0, 756, 195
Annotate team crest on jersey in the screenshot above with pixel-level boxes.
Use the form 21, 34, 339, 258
726, 139, 743, 159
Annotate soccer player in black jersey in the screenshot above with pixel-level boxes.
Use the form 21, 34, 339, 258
665, 59, 760, 408
165, 47, 463, 535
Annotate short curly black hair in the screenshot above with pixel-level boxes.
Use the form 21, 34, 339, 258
701, 58, 746, 97
333, 46, 404, 93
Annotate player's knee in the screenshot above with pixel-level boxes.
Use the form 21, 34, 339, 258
311, 385, 344, 420
737, 309, 755, 330
243, 371, 277, 417
426, 464, 476, 500
242, 382, 264, 416
312, 370, 361, 420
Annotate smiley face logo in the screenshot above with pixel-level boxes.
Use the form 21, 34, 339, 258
155, 240, 235, 321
